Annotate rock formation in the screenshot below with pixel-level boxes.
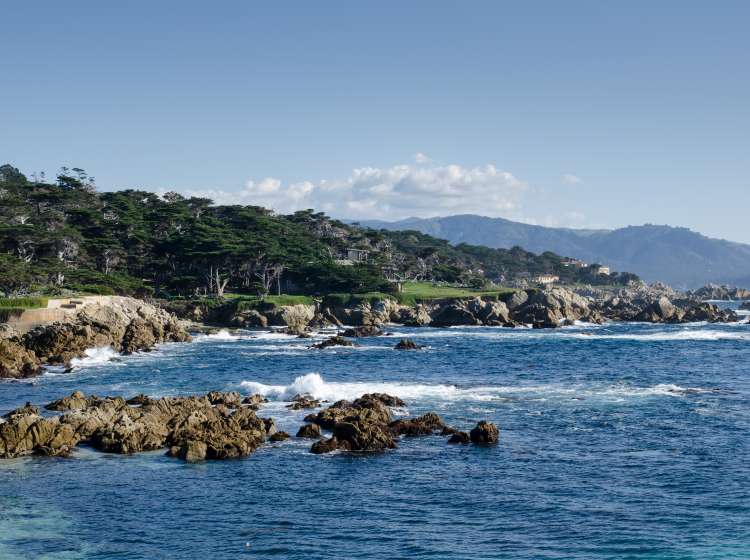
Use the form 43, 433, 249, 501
0, 391, 273, 462
0, 297, 190, 379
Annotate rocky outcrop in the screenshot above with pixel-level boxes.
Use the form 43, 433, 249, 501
447, 431, 470, 444
311, 336, 354, 349
394, 338, 421, 350
389, 412, 450, 437
296, 423, 321, 438
397, 304, 432, 326
0, 337, 42, 379
469, 421, 499, 444
0, 298, 191, 378
286, 394, 321, 410
0, 391, 273, 462
0, 404, 79, 458
265, 304, 316, 335
341, 325, 383, 337
688, 284, 750, 301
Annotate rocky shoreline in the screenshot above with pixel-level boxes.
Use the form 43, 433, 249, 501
0, 390, 496, 461
170, 284, 742, 334
0, 285, 744, 380
0, 297, 190, 380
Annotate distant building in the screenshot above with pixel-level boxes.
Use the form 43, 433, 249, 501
561, 258, 587, 268
535, 274, 560, 285
591, 265, 610, 275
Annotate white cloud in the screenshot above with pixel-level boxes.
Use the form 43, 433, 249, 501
562, 173, 582, 185
190, 160, 528, 221
414, 152, 432, 164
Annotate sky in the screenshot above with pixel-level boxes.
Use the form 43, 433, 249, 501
1, 1, 749, 242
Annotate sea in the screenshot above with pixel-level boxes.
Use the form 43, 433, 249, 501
1, 306, 749, 559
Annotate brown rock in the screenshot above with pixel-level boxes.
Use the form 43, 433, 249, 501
296, 424, 322, 438
311, 335, 355, 349
470, 421, 499, 444
0, 339, 42, 379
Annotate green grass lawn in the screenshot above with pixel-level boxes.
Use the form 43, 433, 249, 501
0, 297, 49, 309
222, 283, 515, 310
394, 281, 515, 305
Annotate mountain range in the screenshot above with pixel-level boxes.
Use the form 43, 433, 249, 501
359, 215, 750, 289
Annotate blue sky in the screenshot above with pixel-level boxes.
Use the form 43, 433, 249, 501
2, 1, 748, 241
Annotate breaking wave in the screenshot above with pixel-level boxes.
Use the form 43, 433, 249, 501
239, 373, 713, 404
68, 346, 120, 368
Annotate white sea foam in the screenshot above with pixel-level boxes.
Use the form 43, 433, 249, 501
68, 346, 120, 367
571, 329, 750, 342
239, 373, 710, 404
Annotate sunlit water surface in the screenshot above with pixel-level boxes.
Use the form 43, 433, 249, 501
2, 312, 749, 559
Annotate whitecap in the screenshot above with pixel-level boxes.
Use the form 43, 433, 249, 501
239, 373, 712, 405
68, 346, 120, 367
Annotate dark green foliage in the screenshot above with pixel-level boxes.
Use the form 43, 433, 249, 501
0, 161, 638, 298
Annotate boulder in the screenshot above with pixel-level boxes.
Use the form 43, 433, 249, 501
265, 304, 315, 333
269, 431, 290, 442
287, 394, 321, 410
242, 393, 268, 406
0, 404, 79, 458
394, 338, 421, 350
389, 412, 448, 437
311, 436, 351, 454
206, 391, 242, 408
305, 393, 404, 453
169, 440, 208, 463
447, 431, 470, 444
341, 325, 383, 337
398, 305, 432, 327
430, 303, 480, 327
311, 336, 354, 349
296, 424, 322, 438
469, 421, 499, 444
0, 339, 41, 379
45, 390, 90, 411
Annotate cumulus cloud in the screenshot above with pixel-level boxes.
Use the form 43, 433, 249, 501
562, 173, 582, 185
414, 152, 432, 164
191, 161, 528, 221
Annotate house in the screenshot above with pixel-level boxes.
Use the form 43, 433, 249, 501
561, 258, 587, 268
591, 265, 610, 275
535, 274, 560, 285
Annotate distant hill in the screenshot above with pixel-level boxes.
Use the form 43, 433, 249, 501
359, 215, 750, 289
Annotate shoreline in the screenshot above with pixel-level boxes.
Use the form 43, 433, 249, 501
2, 286, 746, 380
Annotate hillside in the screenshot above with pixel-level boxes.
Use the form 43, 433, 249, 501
361, 215, 750, 289
0, 164, 635, 298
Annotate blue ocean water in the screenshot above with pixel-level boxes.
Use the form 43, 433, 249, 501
1, 315, 749, 559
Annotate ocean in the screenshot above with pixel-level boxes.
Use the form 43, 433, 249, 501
2, 313, 749, 559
